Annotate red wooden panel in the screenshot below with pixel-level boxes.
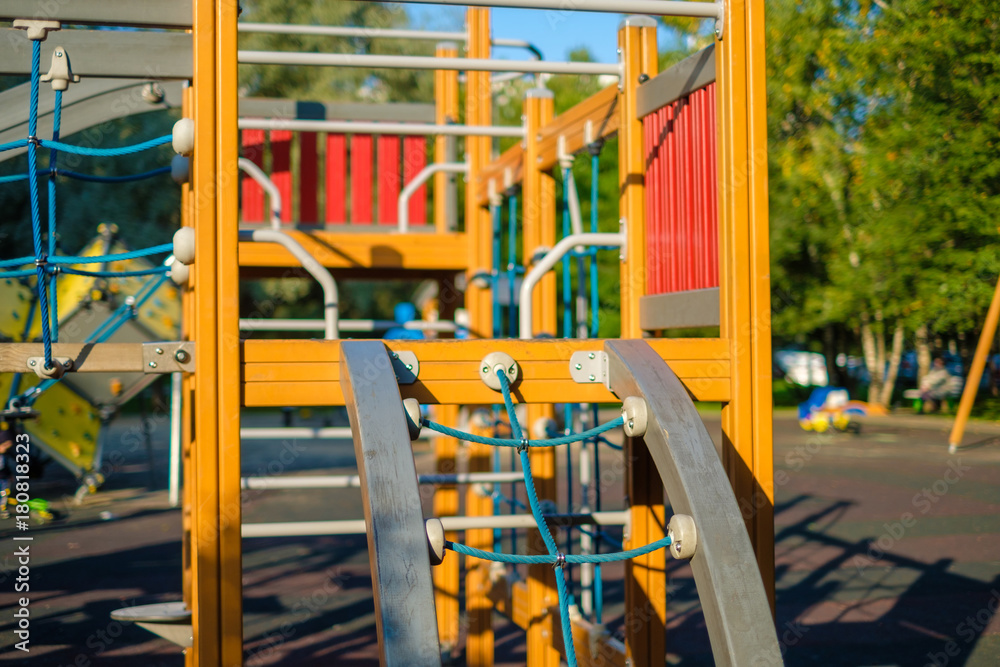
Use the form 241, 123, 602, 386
403, 136, 427, 226
270, 130, 293, 224
642, 82, 719, 296
299, 132, 318, 225
377, 135, 401, 225
351, 134, 373, 224
241, 129, 265, 223
326, 134, 347, 224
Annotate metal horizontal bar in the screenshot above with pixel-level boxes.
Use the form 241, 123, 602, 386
237, 23, 541, 54
0, 0, 193, 28
639, 287, 720, 330
636, 43, 716, 119
0, 29, 192, 79
241, 510, 629, 537
238, 118, 524, 138
376, 0, 721, 18
238, 51, 618, 76
239, 427, 354, 440
238, 318, 458, 333
239, 98, 435, 124
240, 471, 527, 490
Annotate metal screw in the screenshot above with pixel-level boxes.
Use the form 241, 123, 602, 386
148, 361, 158, 369
674, 542, 682, 553
588, 374, 595, 382
508, 364, 516, 375
155, 347, 164, 355
391, 352, 399, 359
628, 419, 634, 430
588, 352, 595, 360
575, 363, 582, 370
405, 364, 413, 371
174, 349, 190, 364
482, 365, 490, 374
29, 360, 36, 367
55, 50, 63, 58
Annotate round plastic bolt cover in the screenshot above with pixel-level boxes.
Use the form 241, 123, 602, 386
172, 118, 195, 156
667, 513, 697, 560
426, 518, 446, 566
173, 227, 195, 265
403, 398, 422, 441
621, 396, 648, 438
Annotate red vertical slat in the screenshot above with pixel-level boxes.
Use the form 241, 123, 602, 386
707, 83, 719, 288
683, 97, 696, 291
326, 134, 347, 224
377, 135, 401, 225
403, 136, 428, 226
241, 129, 265, 223
694, 88, 707, 289
270, 130, 293, 224
644, 114, 654, 292
653, 108, 665, 294
666, 102, 679, 293
351, 134, 374, 224
299, 132, 318, 225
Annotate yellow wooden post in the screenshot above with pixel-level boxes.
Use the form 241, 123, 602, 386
949, 274, 1000, 450
616, 17, 667, 664
466, 413, 496, 666
433, 404, 462, 652
435, 42, 460, 233
180, 84, 195, 667
522, 87, 560, 667
190, 0, 242, 663
716, 0, 775, 606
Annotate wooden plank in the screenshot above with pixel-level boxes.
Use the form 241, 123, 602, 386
377, 135, 401, 225
351, 134, 374, 224
340, 341, 442, 665
270, 130, 293, 224
299, 132, 319, 224
404, 135, 428, 226
476, 143, 523, 207
536, 84, 619, 171
325, 134, 347, 224
238, 230, 469, 271
432, 404, 461, 652
0, 343, 143, 373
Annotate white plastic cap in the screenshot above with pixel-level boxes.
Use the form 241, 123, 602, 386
172, 118, 195, 156
170, 155, 190, 184
172, 227, 195, 265
169, 260, 190, 287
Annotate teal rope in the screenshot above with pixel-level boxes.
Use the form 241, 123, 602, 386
0, 139, 28, 153
421, 416, 623, 448
58, 266, 169, 278
49, 243, 174, 265
0, 165, 171, 184
38, 134, 172, 157
447, 535, 671, 565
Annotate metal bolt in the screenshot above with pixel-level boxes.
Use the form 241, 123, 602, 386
588, 352, 595, 360
628, 419, 634, 430
55, 50, 63, 58
508, 364, 516, 375
391, 352, 399, 359
575, 363, 582, 370
155, 347, 164, 355
148, 361, 158, 369
174, 349, 190, 364
588, 374, 595, 382
405, 364, 413, 371
29, 360, 36, 367
674, 542, 682, 553
482, 365, 490, 374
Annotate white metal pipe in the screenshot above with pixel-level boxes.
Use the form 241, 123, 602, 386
239, 229, 339, 339
238, 117, 524, 138
519, 232, 625, 338
398, 162, 468, 232
238, 51, 619, 76
237, 157, 281, 229
240, 471, 527, 490
240, 427, 354, 440
241, 510, 629, 537
388, 0, 722, 19
236, 23, 543, 56
238, 318, 458, 333
168, 372, 182, 508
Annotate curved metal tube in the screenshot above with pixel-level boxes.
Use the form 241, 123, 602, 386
398, 162, 468, 232
237, 157, 281, 229
518, 232, 624, 338
238, 229, 338, 339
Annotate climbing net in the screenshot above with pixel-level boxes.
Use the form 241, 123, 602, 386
422, 369, 673, 667
0, 33, 178, 405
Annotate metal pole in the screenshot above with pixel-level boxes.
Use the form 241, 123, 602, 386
239, 229, 339, 339
236, 23, 543, 57
241, 510, 630, 537
238, 117, 524, 138
519, 232, 625, 338
383, 0, 722, 18
949, 273, 1000, 451
398, 162, 468, 232
238, 318, 457, 333
168, 372, 182, 508
240, 426, 354, 440
237, 157, 281, 228
238, 51, 619, 75
240, 471, 528, 490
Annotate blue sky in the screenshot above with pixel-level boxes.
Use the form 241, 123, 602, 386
405, 6, 683, 64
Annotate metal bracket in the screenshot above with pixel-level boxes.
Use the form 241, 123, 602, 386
41, 46, 80, 91
12, 19, 61, 41
479, 352, 519, 391
143, 342, 195, 373
569, 351, 609, 387
27, 357, 72, 379
715, 0, 725, 40
390, 350, 419, 384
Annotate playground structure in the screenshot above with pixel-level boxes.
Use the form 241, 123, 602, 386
0, 1, 779, 665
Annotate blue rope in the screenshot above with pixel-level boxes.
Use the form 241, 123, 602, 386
0, 139, 28, 153
58, 266, 169, 278
38, 134, 172, 157
0, 165, 171, 184
26, 40, 53, 371
49, 243, 174, 265
0, 256, 34, 269
421, 416, 623, 448
447, 535, 671, 565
